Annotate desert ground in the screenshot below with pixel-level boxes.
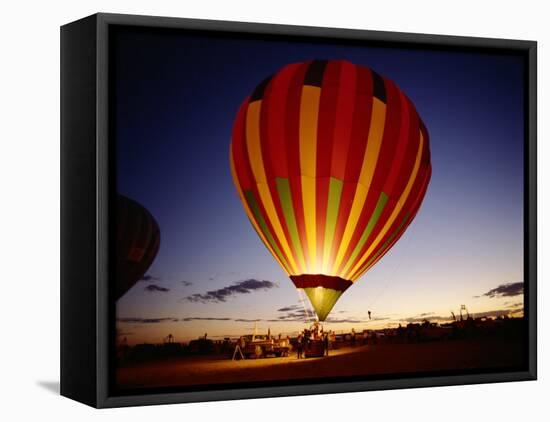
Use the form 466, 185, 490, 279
116, 338, 525, 390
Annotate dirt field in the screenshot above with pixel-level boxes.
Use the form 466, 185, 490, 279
116, 339, 524, 389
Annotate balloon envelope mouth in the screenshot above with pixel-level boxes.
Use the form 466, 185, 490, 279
290, 274, 353, 291
290, 274, 352, 321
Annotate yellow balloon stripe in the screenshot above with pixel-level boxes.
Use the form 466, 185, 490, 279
331, 98, 387, 276
346, 131, 425, 280
229, 149, 290, 274
245, 101, 299, 274
299, 86, 321, 273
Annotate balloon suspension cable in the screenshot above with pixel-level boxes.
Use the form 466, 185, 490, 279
297, 288, 314, 323
367, 224, 418, 312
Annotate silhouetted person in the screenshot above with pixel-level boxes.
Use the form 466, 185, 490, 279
324, 332, 329, 356
296, 334, 303, 359
304, 329, 311, 355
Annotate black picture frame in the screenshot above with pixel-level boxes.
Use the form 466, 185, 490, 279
60, 12, 537, 408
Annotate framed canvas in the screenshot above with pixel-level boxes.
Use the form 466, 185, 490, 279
60, 13, 537, 408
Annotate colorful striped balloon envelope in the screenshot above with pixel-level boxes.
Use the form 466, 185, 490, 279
230, 60, 431, 321
116, 195, 161, 301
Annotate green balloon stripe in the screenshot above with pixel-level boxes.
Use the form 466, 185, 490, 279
343, 191, 389, 274
245, 190, 291, 271
323, 177, 344, 267
275, 178, 307, 271
357, 212, 411, 276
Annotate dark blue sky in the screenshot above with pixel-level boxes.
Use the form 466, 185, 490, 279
114, 27, 525, 341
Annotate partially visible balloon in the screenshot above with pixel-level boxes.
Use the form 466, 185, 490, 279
230, 60, 431, 321
116, 195, 161, 300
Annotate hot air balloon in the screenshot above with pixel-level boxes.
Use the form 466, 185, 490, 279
116, 194, 161, 300
230, 60, 431, 321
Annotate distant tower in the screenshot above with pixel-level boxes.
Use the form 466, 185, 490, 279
460, 305, 470, 321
